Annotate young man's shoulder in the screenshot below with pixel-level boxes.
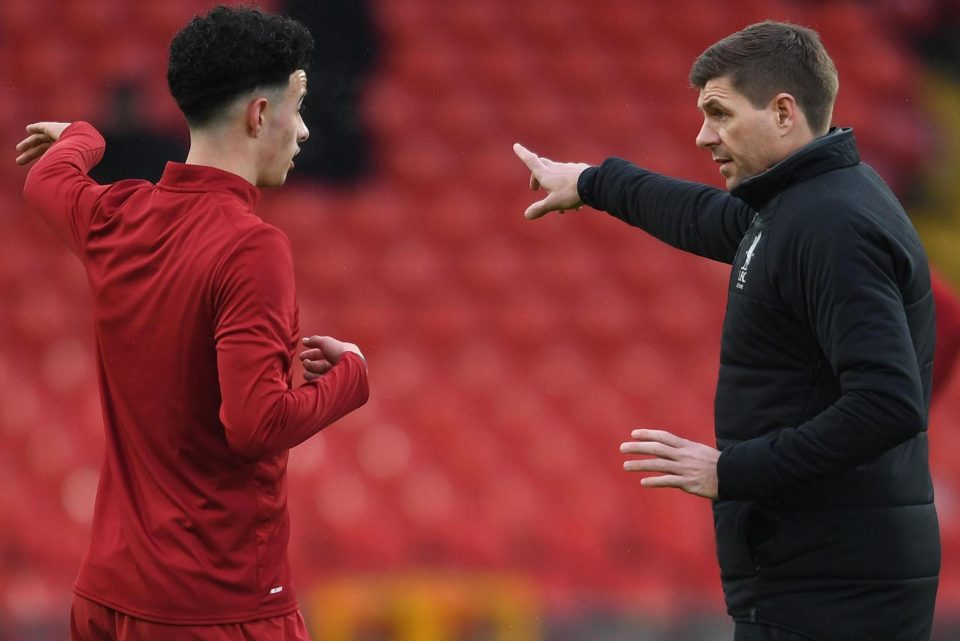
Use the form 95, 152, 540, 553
218, 214, 292, 262
176, 187, 282, 244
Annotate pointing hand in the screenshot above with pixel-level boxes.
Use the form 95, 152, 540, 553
513, 142, 589, 220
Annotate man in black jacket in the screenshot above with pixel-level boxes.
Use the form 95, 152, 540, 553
514, 21, 939, 641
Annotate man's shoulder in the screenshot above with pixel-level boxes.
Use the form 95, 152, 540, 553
782, 162, 858, 203
770, 166, 922, 274
220, 216, 292, 262
201, 194, 285, 243
168, 191, 290, 278
777, 165, 900, 232
209, 219, 294, 292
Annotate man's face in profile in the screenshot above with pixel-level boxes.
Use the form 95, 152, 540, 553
695, 75, 785, 190
258, 70, 310, 188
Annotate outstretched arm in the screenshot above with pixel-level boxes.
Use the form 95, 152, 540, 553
512, 142, 755, 264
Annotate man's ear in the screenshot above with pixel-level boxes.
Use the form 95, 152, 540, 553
772, 92, 798, 133
245, 97, 269, 138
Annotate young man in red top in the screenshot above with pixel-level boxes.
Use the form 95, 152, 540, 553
16, 6, 369, 640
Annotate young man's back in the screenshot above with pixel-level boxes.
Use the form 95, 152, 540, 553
23, 121, 369, 624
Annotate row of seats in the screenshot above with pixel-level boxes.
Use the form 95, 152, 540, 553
3, 0, 960, 624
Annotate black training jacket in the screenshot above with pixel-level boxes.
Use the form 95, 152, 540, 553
578, 128, 939, 641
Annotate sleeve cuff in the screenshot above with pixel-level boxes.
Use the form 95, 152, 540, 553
717, 438, 783, 502
577, 165, 600, 208
716, 442, 760, 501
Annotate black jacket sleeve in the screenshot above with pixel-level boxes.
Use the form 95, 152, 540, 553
578, 158, 755, 264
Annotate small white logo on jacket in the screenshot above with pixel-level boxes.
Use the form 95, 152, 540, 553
736, 232, 762, 290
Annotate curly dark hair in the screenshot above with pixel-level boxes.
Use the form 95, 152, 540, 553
168, 5, 314, 127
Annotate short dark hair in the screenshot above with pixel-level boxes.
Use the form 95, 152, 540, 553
167, 5, 314, 128
689, 21, 838, 135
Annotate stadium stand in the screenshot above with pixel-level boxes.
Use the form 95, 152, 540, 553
2, 0, 960, 639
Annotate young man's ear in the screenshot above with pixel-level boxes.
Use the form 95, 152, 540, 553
245, 98, 269, 138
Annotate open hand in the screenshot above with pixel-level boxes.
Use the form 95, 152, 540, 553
16, 122, 71, 166
513, 143, 590, 220
620, 429, 720, 500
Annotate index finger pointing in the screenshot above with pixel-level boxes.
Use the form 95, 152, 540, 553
513, 142, 545, 173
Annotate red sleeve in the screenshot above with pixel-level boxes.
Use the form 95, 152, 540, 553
213, 224, 369, 460
932, 269, 960, 402
22, 122, 110, 256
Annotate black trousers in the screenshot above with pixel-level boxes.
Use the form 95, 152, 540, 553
734, 623, 819, 641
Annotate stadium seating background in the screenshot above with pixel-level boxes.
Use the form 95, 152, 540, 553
2, 0, 960, 639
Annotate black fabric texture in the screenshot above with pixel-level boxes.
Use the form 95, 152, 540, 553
578, 128, 939, 641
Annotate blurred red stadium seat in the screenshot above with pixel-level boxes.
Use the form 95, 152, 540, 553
1, 0, 953, 622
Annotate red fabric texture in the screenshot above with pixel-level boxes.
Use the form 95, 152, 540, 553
70, 595, 312, 641
23, 122, 369, 624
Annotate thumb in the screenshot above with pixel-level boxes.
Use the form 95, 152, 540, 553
524, 196, 555, 220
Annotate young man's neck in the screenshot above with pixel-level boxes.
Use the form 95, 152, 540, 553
185, 127, 258, 186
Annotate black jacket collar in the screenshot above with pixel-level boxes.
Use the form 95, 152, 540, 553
730, 127, 860, 211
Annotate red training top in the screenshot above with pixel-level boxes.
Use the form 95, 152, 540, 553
22, 122, 369, 624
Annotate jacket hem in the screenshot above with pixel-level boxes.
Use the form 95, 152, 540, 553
73, 586, 299, 625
